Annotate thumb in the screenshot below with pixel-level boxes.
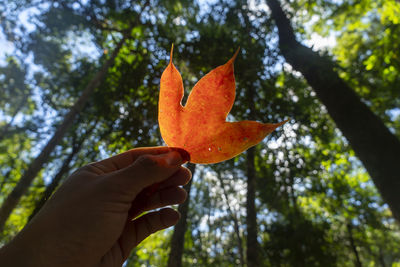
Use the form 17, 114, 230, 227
109, 150, 188, 195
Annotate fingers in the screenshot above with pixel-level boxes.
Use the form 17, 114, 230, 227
93, 147, 170, 173
119, 208, 180, 260
142, 166, 192, 196
129, 167, 191, 217
156, 166, 192, 189
146, 187, 187, 210
107, 151, 187, 196
90, 147, 190, 173
128, 166, 191, 218
129, 186, 187, 219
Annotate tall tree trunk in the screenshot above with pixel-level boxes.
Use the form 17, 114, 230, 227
246, 147, 261, 267
266, 0, 400, 221
27, 122, 94, 222
0, 94, 28, 141
216, 172, 245, 267
0, 35, 127, 232
27, 150, 73, 222
346, 222, 363, 267
0, 170, 12, 193
0, 143, 22, 192
245, 59, 261, 264
167, 163, 196, 267
378, 246, 386, 267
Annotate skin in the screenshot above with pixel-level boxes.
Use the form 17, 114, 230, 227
0, 147, 192, 267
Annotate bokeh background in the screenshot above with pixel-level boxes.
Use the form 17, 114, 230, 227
1, 0, 400, 266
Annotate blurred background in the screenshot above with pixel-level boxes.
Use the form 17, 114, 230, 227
0, 0, 400, 266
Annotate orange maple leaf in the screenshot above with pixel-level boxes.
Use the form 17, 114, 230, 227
158, 45, 287, 164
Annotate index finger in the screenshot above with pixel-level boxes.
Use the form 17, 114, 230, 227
92, 147, 189, 173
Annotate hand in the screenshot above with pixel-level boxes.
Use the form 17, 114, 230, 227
0, 147, 191, 267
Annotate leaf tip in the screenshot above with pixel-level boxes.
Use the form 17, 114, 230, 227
276, 119, 290, 127
169, 43, 174, 65
229, 47, 240, 63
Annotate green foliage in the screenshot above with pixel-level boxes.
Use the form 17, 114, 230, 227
1, 0, 400, 266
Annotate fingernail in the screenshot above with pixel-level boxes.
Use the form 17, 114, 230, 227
170, 147, 191, 163
166, 151, 183, 166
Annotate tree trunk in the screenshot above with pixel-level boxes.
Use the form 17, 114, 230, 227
0, 142, 22, 192
27, 123, 92, 222
0, 155, 17, 193
27, 149, 74, 222
378, 246, 386, 267
246, 147, 261, 267
266, 0, 400, 221
346, 223, 363, 267
0, 35, 127, 232
0, 169, 12, 193
245, 70, 261, 265
216, 172, 245, 267
0, 94, 28, 141
167, 163, 196, 267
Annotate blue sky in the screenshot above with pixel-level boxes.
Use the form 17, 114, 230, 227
0, 31, 13, 64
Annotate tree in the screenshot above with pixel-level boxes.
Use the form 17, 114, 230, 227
266, 0, 400, 221
1, 0, 400, 265
27, 120, 96, 221
216, 170, 245, 267
0, 34, 127, 231
0, 58, 37, 141
167, 163, 196, 267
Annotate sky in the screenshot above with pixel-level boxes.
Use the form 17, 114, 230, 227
0, 0, 339, 170
0, 0, 337, 64
2, 0, 398, 244
0, 31, 13, 64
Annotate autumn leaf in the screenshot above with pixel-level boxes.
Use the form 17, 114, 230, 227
158, 45, 287, 164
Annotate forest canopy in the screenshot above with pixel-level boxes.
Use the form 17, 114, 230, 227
0, 0, 399, 266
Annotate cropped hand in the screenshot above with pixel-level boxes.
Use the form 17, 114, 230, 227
0, 147, 191, 267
